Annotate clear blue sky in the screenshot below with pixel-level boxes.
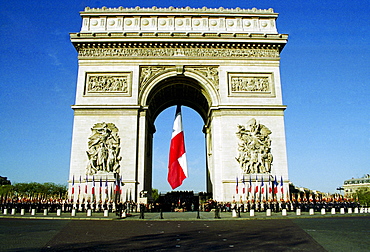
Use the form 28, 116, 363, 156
1, 1, 369, 194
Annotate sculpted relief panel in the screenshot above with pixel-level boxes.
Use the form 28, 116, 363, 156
85, 73, 131, 96
236, 118, 273, 174
86, 122, 122, 175
228, 72, 275, 97
139, 65, 219, 90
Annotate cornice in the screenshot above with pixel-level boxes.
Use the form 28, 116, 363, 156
81, 6, 278, 16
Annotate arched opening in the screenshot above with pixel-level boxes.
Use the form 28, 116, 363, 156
143, 75, 213, 198
152, 106, 206, 193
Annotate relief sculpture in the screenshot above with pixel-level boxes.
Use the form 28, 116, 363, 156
86, 122, 121, 175
236, 118, 273, 174
87, 75, 128, 93
231, 77, 269, 92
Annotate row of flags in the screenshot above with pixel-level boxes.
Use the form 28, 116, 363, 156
236, 175, 285, 200
70, 174, 122, 198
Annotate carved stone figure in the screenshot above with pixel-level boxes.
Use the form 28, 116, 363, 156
86, 122, 121, 175
236, 118, 273, 174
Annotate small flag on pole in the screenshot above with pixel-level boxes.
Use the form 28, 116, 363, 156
85, 175, 88, 194
255, 175, 259, 194
99, 177, 102, 195
167, 105, 188, 189
236, 177, 239, 194
78, 176, 81, 195
92, 176, 95, 195
71, 175, 75, 195
274, 175, 278, 194
261, 177, 265, 195
280, 176, 284, 195
242, 175, 246, 194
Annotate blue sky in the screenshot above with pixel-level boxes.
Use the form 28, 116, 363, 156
0, 1, 369, 194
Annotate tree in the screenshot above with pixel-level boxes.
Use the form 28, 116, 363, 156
354, 187, 370, 205
152, 188, 159, 202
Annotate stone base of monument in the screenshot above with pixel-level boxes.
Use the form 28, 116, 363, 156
57, 209, 61, 216
309, 209, 314, 215
348, 208, 352, 214
21, 209, 25, 215
104, 209, 109, 217
340, 208, 345, 214
321, 209, 325, 215
266, 209, 271, 216
71, 209, 76, 216
3, 209, 8, 215
354, 208, 359, 213
282, 209, 287, 216
250, 209, 255, 217
232, 209, 237, 217
331, 208, 336, 214
87, 209, 92, 216
31, 209, 36, 215
296, 209, 301, 216
44, 209, 48, 216
11, 209, 16, 215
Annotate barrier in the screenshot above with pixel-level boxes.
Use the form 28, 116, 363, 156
309, 209, 314, 215
87, 209, 92, 216
71, 209, 76, 216
57, 209, 61, 216
266, 209, 271, 216
296, 209, 301, 216
340, 208, 345, 214
232, 209, 237, 217
348, 208, 352, 214
104, 209, 109, 217
21, 209, 25, 215
250, 209, 255, 217
321, 209, 326, 215
282, 209, 287, 216
11, 209, 16, 215
31, 209, 36, 215
43, 209, 48, 216
3, 209, 8, 215
331, 208, 336, 214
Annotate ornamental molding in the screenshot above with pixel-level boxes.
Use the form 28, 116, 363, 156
139, 65, 219, 91
84, 72, 132, 96
77, 45, 280, 59
79, 6, 279, 34
82, 6, 276, 14
228, 72, 275, 97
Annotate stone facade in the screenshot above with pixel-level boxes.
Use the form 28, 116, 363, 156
68, 6, 289, 202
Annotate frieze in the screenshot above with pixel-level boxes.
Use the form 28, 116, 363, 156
85, 72, 131, 96
228, 72, 275, 97
78, 47, 280, 59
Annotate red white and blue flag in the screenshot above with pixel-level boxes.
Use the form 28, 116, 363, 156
274, 175, 278, 194
255, 175, 259, 194
261, 177, 265, 195
168, 105, 188, 189
242, 175, 246, 194
71, 175, 75, 195
280, 176, 284, 195
92, 176, 95, 195
236, 177, 239, 194
78, 176, 81, 195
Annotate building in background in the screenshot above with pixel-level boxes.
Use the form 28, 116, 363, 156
343, 174, 370, 198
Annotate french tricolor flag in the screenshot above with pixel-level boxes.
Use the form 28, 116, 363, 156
167, 105, 188, 189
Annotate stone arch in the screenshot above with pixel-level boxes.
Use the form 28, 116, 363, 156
139, 66, 220, 122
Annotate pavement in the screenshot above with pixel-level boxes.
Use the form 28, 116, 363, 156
0, 211, 369, 251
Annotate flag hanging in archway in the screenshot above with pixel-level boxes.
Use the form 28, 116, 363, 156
167, 105, 188, 189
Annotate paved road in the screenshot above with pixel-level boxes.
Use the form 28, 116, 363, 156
0, 213, 369, 251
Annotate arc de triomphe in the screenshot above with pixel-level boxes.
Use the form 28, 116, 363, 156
68, 6, 289, 202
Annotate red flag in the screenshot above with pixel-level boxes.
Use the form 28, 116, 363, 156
91, 176, 95, 195
85, 175, 88, 194
167, 105, 188, 189
71, 175, 75, 195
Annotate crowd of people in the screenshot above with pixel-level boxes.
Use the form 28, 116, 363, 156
0, 196, 366, 216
